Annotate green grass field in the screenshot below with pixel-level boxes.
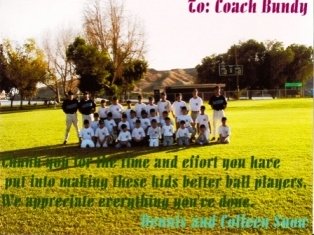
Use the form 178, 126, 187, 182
0, 98, 312, 235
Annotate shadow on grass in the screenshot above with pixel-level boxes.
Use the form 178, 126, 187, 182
0, 142, 220, 171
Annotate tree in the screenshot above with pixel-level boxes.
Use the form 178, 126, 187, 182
42, 28, 78, 102
285, 44, 313, 83
66, 37, 112, 97
195, 55, 221, 84
0, 44, 11, 93
121, 59, 148, 99
225, 40, 266, 90
83, 0, 145, 90
2, 39, 49, 108
260, 41, 294, 90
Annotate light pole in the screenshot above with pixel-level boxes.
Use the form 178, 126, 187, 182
234, 45, 240, 98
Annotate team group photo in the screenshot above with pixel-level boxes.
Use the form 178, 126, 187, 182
62, 87, 230, 149
0, 0, 312, 234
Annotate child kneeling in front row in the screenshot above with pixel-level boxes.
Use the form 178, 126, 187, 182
132, 119, 146, 146
115, 124, 132, 148
218, 117, 231, 144
147, 119, 161, 147
80, 119, 95, 148
196, 124, 209, 145
162, 117, 174, 146
95, 119, 111, 148
176, 120, 190, 146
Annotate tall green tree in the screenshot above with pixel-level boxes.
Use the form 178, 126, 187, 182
284, 44, 313, 83
260, 41, 294, 89
195, 55, 221, 84
226, 40, 266, 90
66, 37, 112, 97
121, 59, 148, 98
0, 44, 11, 93
3, 39, 49, 108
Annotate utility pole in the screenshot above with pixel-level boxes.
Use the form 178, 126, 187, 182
234, 45, 240, 98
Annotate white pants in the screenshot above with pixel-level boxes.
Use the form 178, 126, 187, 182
96, 138, 108, 148
213, 110, 225, 137
64, 113, 79, 141
81, 139, 95, 148
82, 114, 94, 126
149, 138, 159, 147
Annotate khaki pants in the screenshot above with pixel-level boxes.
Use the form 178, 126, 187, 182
191, 111, 199, 122
213, 110, 225, 137
64, 113, 79, 141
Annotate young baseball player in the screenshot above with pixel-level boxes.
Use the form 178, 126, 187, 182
189, 89, 203, 122
146, 96, 158, 117
171, 93, 186, 119
132, 119, 146, 146
147, 119, 161, 147
62, 91, 79, 145
218, 117, 231, 144
176, 106, 196, 138
162, 117, 175, 146
149, 109, 160, 124
209, 86, 227, 140
135, 95, 147, 118
125, 100, 133, 120
79, 119, 95, 148
129, 110, 137, 131
108, 96, 124, 125
118, 113, 131, 131
95, 119, 110, 148
78, 91, 96, 126
196, 105, 211, 137
98, 99, 108, 121
196, 124, 209, 145
115, 124, 132, 148
105, 112, 117, 145
176, 120, 190, 146
91, 112, 100, 133
157, 92, 172, 116
140, 110, 151, 132
159, 110, 173, 127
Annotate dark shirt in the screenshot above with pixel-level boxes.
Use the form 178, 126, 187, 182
62, 99, 79, 114
209, 95, 227, 111
79, 99, 96, 115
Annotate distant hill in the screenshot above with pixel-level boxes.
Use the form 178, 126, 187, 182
33, 68, 197, 99
134, 68, 197, 92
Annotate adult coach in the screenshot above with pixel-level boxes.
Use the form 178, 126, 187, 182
78, 91, 96, 125
62, 91, 79, 144
189, 89, 203, 122
209, 86, 227, 141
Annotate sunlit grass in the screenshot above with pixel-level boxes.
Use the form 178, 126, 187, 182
0, 98, 312, 234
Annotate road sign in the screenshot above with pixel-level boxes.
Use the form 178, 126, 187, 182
285, 82, 302, 88
219, 64, 243, 76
